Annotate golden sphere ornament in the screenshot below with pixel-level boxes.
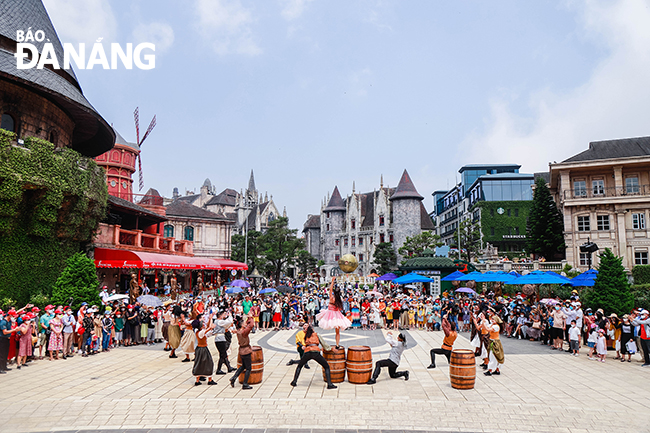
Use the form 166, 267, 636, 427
338, 253, 359, 273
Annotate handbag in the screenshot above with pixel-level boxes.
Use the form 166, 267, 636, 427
77, 326, 85, 336
532, 321, 541, 330
31, 335, 38, 345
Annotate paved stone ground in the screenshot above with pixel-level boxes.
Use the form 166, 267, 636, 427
1, 329, 649, 433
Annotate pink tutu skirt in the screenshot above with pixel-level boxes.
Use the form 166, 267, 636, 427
316, 308, 352, 330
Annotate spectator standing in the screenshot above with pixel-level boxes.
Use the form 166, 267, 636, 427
630, 310, 650, 367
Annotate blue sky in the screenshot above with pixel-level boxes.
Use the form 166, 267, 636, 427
42, 0, 650, 229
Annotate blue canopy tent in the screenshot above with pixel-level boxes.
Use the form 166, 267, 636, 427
454, 271, 484, 281
545, 271, 572, 283
376, 272, 398, 281
392, 272, 436, 285
570, 269, 598, 287
509, 271, 522, 277
440, 270, 466, 281
509, 270, 568, 285
473, 271, 518, 283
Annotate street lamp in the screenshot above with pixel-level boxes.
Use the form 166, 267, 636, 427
579, 238, 599, 269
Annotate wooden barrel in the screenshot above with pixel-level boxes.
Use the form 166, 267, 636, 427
237, 345, 264, 384
322, 347, 346, 383
449, 349, 476, 390
346, 345, 372, 384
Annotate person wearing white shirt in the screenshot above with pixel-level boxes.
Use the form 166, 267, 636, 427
366, 332, 409, 384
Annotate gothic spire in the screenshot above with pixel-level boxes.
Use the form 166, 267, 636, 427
248, 169, 256, 192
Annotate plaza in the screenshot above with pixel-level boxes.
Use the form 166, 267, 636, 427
1, 329, 648, 433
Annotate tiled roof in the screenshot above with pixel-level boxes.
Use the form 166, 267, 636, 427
0, 0, 114, 157
113, 127, 139, 151
166, 200, 231, 221
206, 188, 238, 207
420, 202, 434, 229
324, 186, 346, 211
390, 170, 424, 201
400, 255, 458, 271
562, 136, 650, 163
139, 188, 163, 206
534, 172, 550, 183
303, 215, 320, 231
107, 195, 166, 221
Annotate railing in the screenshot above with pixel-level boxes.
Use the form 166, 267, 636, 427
97, 223, 193, 255
440, 213, 458, 225
564, 185, 650, 200
473, 261, 565, 273
441, 228, 456, 237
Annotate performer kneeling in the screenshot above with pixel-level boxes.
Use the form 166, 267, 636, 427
367, 332, 409, 384
428, 314, 457, 368
192, 314, 217, 386
290, 325, 337, 389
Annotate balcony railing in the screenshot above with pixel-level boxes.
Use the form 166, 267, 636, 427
440, 214, 458, 225
473, 261, 565, 273
96, 223, 193, 255
564, 185, 650, 200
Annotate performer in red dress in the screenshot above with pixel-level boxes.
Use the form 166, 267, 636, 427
316, 277, 351, 348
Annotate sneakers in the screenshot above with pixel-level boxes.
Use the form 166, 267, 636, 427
484, 371, 492, 376
215, 370, 226, 375
366, 378, 377, 385
642, 363, 650, 367
427, 364, 436, 369
207, 380, 217, 385
327, 383, 337, 389
304, 364, 310, 369
404, 371, 409, 381
182, 358, 190, 363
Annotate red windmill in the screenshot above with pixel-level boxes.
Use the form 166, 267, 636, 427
133, 107, 157, 191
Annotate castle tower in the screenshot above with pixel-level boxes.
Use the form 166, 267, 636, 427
94, 127, 140, 202
390, 169, 424, 261
322, 186, 346, 265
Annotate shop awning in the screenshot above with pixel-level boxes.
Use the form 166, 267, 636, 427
94, 248, 223, 270
213, 259, 248, 270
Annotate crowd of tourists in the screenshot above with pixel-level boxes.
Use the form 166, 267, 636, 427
2, 279, 649, 381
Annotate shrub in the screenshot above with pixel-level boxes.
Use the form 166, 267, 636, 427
51, 252, 101, 310
630, 284, 650, 311
581, 248, 633, 316
632, 265, 650, 285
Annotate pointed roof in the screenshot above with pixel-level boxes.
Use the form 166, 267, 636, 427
0, 0, 114, 157
112, 127, 140, 151
390, 170, 424, 201
248, 170, 256, 192
323, 186, 346, 211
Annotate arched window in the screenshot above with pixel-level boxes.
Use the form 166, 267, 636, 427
164, 225, 174, 238
268, 212, 275, 222
184, 226, 194, 241
1, 113, 16, 133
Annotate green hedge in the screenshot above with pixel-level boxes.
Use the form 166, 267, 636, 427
630, 284, 650, 311
0, 130, 108, 305
632, 265, 650, 285
475, 201, 532, 244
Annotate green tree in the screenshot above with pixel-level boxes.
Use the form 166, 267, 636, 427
260, 217, 304, 284
398, 231, 443, 259
296, 250, 318, 276
526, 177, 565, 259
451, 218, 482, 262
51, 252, 102, 310
231, 230, 266, 272
581, 248, 634, 316
372, 242, 397, 275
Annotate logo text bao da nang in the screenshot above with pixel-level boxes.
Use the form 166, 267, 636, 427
14, 29, 155, 70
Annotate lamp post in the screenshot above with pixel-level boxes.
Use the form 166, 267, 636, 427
579, 238, 599, 269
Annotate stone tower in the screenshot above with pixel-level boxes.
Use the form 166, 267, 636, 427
390, 169, 424, 262
322, 186, 346, 266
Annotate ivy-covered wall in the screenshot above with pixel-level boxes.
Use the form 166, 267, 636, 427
474, 200, 532, 252
0, 129, 108, 305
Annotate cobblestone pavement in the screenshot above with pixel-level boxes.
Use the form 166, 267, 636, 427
1, 329, 649, 433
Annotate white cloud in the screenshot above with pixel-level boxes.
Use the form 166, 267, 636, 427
194, 0, 261, 56
132, 22, 175, 53
42, 0, 117, 44
280, 0, 315, 21
460, 0, 650, 172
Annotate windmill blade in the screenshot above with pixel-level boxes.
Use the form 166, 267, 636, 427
138, 154, 144, 191
133, 107, 140, 145
140, 115, 157, 145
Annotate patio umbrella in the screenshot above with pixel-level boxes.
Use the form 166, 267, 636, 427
104, 293, 129, 302
376, 272, 398, 281
570, 269, 598, 287
392, 272, 435, 285
230, 279, 251, 288
368, 273, 381, 278
509, 271, 522, 277
540, 298, 560, 305
545, 271, 572, 283
259, 288, 277, 295
225, 286, 243, 294
440, 270, 466, 281
366, 290, 383, 297
456, 287, 477, 294
276, 285, 293, 294
474, 271, 518, 283
137, 294, 162, 307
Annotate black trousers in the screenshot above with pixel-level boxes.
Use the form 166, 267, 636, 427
292, 351, 332, 384
430, 348, 451, 367
0, 338, 9, 371
232, 353, 251, 385
640, 338, 650, 365
371, 359, 406, 380
215, 341, 232, 372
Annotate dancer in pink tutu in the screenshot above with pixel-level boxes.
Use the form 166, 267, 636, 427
316, 277, 351, 348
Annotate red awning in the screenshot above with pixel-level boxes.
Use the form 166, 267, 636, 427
94, 248, 222, 270
213, 259, 248, 270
